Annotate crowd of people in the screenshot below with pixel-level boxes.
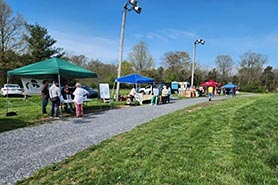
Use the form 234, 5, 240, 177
195, 85, 238, 101
127, 84, 172, 106
41, 80, 238, 119
40, 80, 89, 119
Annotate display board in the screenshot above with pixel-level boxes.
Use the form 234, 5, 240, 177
99, 83, 110, 99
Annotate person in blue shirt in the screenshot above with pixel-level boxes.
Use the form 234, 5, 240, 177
167, 86, 171, 103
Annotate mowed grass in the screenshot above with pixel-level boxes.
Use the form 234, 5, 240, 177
17, 94, 278, 184
0, 96, 43, 132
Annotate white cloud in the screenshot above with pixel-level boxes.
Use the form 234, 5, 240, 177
162, 29, 197, 40
146, 32, 168, 41
139, 29, 197, 42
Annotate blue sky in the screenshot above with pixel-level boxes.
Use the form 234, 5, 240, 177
7, 0, 278, 69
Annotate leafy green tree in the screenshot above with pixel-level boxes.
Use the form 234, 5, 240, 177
238, 51, 267, 86
272, 69, 278, 92
194, 64, 209, 86
120, 61, 134, 76
260, 66, 274, 91
86, 59, 117, 87
241, 80, 265, 93
231, 75, 239, 85
24, 23, 64, 63
162, 51, 190, 81
0, 0, 25, 85
163, 68, 179, 82
207, 68, 219, 81
128, 41, 154, 72
156, 66, 164, 82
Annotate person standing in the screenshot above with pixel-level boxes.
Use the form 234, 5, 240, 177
41, 80, 49, 114
232, 87, 237, 97
167, 86, 171, 103
49, 81, 61, 119
208, 86, 213, 101
129, 85, 137, 103
150, 86, 159, 105
161, 85, 168, 104
73, 82, 88, 117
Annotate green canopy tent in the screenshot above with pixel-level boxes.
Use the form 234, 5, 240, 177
5, 57, 97, 116
7, 57, 97, 93
7, 57, 97, 79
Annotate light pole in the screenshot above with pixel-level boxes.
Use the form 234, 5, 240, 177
191, 39, 205, 89
115, 0, 142, 100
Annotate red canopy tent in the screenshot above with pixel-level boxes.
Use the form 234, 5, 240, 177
200, 79, 220, 87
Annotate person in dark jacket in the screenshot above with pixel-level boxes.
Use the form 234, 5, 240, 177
41, 80, 49, 114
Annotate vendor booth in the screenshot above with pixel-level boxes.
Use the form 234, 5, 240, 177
5, 57, 97, 116
114, 73, 155, 104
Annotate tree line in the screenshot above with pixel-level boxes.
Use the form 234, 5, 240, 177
1, 0, 277, 92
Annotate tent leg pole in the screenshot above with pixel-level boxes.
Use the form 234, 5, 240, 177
58, 74, 62, 118
5, 77, 9, 115
111, 81, 116, 101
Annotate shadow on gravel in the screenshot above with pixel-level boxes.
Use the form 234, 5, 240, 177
72, 119, 92, 124
0, 118, 32, 133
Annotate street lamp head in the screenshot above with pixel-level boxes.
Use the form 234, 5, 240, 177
125, 0, 142, 14
195, 39, 205, 45
129, 0, 138, 6
133, 6, 142, 14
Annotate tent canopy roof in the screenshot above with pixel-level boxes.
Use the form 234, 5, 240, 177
7, 58, 97, 79
200, 79, 220, 87
116, 73, 154, 84
222, 82, 238, 89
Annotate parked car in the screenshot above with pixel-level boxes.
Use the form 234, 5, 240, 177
0, 84, 24, 96
138, 85, 153, 94
61, 85, 98, 99
81, 85, 98, 98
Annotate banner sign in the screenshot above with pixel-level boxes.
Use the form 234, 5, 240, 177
21, 78, 44, 95
99, 83, 110, 99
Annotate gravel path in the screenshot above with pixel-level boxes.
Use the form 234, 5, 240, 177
0, 96, 228, 184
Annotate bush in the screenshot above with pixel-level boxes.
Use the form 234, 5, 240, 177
241, 81, 266, 93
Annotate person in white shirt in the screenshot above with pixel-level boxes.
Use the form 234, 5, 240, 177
73, 82, 89, 117
129, 85, 137, 102
161, 85, 168, 104
150, 86, 159, 105
49, 80, 61, 119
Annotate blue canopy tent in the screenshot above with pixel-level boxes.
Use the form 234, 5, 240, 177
112, 73, 155, 100
222, 82, 238, 89
115, 73, 155, 84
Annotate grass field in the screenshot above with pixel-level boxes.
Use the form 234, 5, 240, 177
15, 94, 278, 184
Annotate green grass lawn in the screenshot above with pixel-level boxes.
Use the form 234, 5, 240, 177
16, 94, 278, 184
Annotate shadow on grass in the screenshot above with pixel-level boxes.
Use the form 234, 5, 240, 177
0, 118, 33, 133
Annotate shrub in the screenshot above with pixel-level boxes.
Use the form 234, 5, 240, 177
241, 81, 265, 93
